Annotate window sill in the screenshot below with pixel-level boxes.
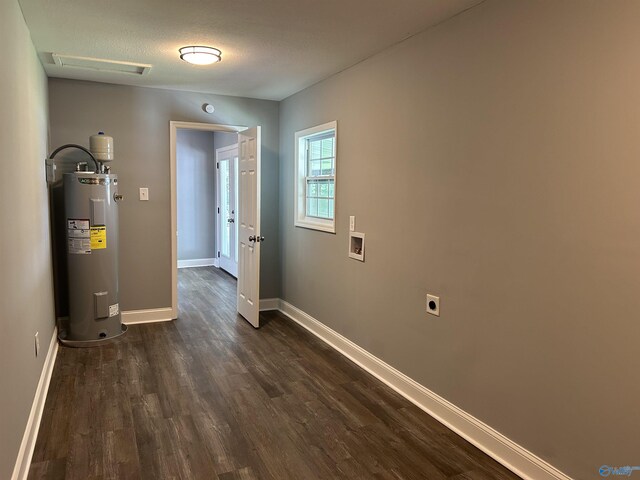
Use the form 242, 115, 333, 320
295, 218, 335, 234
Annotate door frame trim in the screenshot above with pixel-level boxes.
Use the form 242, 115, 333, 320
215, 143, 240, 278
169, 121, 246, 319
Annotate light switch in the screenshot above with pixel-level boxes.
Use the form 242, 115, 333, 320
349, 216, 355, 232
139, 187, 149, 201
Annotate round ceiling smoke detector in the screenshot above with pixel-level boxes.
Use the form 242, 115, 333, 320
179, 46, 222, 65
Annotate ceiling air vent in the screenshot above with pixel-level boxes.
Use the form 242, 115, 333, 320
52, 54, 151, 75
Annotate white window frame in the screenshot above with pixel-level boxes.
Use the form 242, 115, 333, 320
294, 121, 337, 233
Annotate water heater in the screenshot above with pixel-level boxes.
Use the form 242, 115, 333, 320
48, 133, 126, 346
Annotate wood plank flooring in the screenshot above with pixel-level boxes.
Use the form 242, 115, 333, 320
29, 267, 521, 480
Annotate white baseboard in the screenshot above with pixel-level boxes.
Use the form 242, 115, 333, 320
213, 258, 220, 268
276, 299, 572, 480
11, 327, 59, 480
121, 307, 175, 325
177, 258, 217, 269
259, 298, 280, 311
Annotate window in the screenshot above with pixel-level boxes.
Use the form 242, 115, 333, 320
294, 121, 337, 233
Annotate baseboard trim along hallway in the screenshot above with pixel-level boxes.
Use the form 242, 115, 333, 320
177, 258, 218, 269
121, 307, 174, 324
258, 298, 280, 311
11, 328, 59, 480
261, 298, 573, 480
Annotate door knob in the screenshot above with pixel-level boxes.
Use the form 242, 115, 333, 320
227, 218, 235, 223
248, 235, 256, 242
256, 236, 265, 242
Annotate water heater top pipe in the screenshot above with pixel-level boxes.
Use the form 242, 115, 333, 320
48, 144, 99, 174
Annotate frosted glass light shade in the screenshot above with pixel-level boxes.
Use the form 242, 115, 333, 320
179, 46, 222, 65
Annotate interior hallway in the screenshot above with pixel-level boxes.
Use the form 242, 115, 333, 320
28, 267, 520, 479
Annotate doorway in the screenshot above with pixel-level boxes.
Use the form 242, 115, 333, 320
170, 121, 263, 328
216, 144, 239, 277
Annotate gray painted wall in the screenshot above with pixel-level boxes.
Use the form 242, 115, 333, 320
0, 0, 53, 478
279, 1, 640, 478
214, 131, 238, 150
177, 129, 216, 262
48, 79, 281, 309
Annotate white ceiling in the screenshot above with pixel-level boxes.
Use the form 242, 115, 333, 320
19, 0, 481, 101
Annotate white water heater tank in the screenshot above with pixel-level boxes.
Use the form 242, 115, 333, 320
89, 131, 114, 162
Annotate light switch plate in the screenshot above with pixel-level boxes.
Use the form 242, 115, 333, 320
349, 216, 355, 232
139, 187, 149, 201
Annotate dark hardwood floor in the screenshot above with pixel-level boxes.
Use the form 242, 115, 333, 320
29, 267, 520, 479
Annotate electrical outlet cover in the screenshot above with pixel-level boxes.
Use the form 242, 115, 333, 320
426, 294, 440, 316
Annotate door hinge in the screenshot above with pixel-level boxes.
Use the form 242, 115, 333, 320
217, 251, 220, 258
217, 207, 220, 214
216, 162, 219, 169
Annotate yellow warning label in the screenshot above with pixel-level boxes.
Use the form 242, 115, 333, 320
90, 226, 107, 250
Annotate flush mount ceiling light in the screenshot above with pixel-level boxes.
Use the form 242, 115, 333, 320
179, 46, 222, 65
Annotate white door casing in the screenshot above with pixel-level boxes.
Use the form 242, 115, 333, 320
237, 126, 261, 328
216, 144, 239, 277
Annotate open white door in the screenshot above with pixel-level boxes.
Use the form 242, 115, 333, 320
237, 126, 261, 328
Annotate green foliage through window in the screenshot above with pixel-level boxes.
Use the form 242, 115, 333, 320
305, 132, 335, 220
